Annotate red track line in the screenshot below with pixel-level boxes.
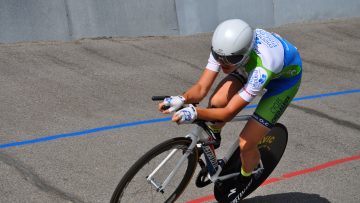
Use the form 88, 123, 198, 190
185, 154, 360, 203
185, 196, 215, 203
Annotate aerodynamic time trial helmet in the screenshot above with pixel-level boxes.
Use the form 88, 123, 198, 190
211, 19, 254, 66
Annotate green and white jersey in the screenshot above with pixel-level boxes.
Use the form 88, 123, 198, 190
206, 29, 302, 103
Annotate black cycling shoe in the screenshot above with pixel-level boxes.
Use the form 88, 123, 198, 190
214, 174, 253, 203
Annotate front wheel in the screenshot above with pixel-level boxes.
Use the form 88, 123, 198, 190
110, 137, 198, 203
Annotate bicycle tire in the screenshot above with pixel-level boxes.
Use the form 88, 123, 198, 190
110, 137, 198, 203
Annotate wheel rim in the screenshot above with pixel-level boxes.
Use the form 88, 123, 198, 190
114, 139, 196, 203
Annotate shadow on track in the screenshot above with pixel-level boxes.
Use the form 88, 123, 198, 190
241, 192, 330, 203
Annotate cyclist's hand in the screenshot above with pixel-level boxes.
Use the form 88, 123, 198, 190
159, 96, 185, 114
173, 105, 197, 124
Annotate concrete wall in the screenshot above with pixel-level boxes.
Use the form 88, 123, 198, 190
273, 0, 360, 26
176, 0, 360, 35
0, 1, 70, 42
0, 0, 178, 43
64, 0, 178, 39
0, 0, 359, 43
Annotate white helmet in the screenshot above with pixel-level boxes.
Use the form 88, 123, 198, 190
211, 19, 254, 66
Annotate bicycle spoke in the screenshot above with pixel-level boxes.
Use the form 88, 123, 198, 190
111, 138, 197, 203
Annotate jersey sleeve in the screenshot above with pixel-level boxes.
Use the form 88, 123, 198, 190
206, 52, 220, 72
239, 67, 274, 102
253, 29, 284, 74
239, 29, 284, 102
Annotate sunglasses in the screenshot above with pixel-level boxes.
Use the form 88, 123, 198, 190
211, 48, 244, 66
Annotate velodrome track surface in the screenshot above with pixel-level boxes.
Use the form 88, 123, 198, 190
0, 18, 359, 203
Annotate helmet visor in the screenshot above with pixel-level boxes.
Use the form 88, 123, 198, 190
211, 48, 244, 66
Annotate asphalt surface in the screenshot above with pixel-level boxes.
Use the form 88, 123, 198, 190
0, 17, 359, 203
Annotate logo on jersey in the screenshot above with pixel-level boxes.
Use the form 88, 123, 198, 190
249, 67, 268, 89
270, 96, 291, 123
255, 36, 262, 45
255, 29, 279, 48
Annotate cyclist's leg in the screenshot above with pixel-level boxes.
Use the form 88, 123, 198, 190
240, 74, 301, 174
209, 70, 246, 107
208, 70, 247, 128
206, 71, 246, 149
239, 118, 270, 173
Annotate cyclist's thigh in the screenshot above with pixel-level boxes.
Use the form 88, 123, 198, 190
240, 118, 270, 149
209, 71, 246, 107
253, 75, 301, 128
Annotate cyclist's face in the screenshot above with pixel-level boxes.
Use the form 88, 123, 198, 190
220, 63, 237, 74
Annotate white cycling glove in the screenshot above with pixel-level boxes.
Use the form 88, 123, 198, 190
163, 96, 185, 113
174, 105, 197, 124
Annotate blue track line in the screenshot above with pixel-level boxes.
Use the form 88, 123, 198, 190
0, 118, 171, 149
1, 89, 359, 149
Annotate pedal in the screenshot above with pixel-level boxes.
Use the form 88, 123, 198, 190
195, 159, 212, 188
252, 161, 265, 180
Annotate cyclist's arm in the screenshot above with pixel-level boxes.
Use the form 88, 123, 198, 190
195, 94, 249, 122
182, 68, 218, 104
194, 65, 276, 122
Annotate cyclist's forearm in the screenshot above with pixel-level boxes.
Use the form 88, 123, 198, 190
196, 107, 237, 122
182, 84, 208, 103
182, 69, 217, 104
196, 94, 249, 122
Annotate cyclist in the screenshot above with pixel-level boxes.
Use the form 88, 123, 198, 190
158, 19, 302, 202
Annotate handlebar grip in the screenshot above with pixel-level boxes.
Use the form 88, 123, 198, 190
152, 96, 170, 101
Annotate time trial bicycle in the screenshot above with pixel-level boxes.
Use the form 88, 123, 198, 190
110, 96, 288, 203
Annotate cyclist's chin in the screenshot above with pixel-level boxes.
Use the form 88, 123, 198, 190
221, 65, 236, 74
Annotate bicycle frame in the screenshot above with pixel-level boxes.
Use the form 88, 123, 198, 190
146, 115, 258, 193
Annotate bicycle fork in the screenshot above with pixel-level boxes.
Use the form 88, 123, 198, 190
146, 133, 198, 193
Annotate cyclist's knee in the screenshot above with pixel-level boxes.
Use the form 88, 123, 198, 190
208, 76, 243, 108
239, 118, 270, 152
239, 137, 258, 153
209, 93, 228, 108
